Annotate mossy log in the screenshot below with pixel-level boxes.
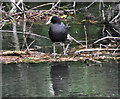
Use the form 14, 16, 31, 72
0, 49, 120, 64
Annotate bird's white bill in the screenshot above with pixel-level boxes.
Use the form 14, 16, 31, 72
46, 16, 52, 24
46, 20, 51, 24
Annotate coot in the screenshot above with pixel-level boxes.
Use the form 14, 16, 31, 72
46, 16, 68, 56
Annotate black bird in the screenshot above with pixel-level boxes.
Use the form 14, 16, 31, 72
46, 16, 68, 56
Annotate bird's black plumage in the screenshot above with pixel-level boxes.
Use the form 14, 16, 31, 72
46, 16, 68, 56
48, 16, 67, 43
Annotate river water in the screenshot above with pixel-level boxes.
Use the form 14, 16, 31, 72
2, 62, 119, 97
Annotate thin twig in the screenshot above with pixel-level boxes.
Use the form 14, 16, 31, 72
93, 36, 120, 44
75, 48, 120, 54
110, 4, 120, 23
86, 0, 97, 9
73, 1, 76, 14
84, 25, 88, 48
106, 30, 112, 36
21, 1, 28, 50
30, 3, 54, 10
49, 0, 61, 11
101, 0, 105, 20
112, 45, 120, 55
10, 0, 22, 13
0, 21, 6, 29
89, 58, 102, 64
102, 9, 105, 20
0, 30, 50, 40
25, 40, 35, 52
112, 27, 120, 34
102, 25, 105, 36
10, 1, 23, 12
101, 0, 105, 8
67, 34, 83, 45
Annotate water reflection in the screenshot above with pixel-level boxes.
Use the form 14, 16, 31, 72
50, 62, 69, 96
2, 62, 118, 97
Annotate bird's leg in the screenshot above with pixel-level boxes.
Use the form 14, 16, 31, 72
53, 43, 56, 54
52, 43, 57, 57
62, 43, 68, 55
65, 40, 72, 53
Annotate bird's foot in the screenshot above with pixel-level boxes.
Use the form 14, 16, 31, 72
64, 53, 68, 56
51, 53, 57, 56
63, 52, 68, 56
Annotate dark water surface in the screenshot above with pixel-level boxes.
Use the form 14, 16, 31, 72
2, 62, 118, 97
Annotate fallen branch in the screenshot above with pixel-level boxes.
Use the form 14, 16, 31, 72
1, 50, 120, 64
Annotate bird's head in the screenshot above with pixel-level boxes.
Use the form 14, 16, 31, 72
46, 16, 61, 24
